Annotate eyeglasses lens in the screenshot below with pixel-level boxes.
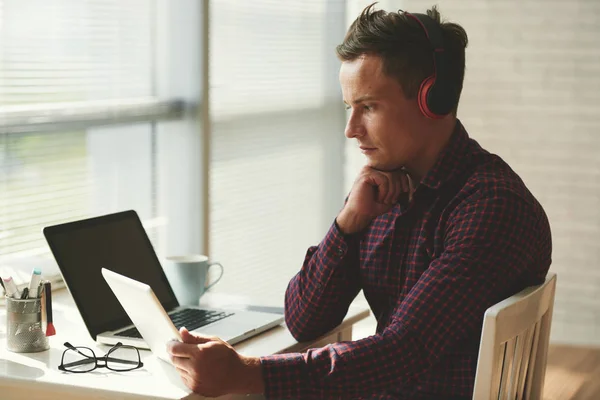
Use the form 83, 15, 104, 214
63, 347, 96, 372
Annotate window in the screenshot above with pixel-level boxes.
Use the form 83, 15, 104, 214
2, 0, 356, 310
208, 0, 347, 305
0, 0, 203, 287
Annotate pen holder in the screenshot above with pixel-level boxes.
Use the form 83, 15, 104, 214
6, 296, 49, 353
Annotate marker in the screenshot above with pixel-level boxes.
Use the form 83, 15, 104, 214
44, 281, 55, 336
28, 268, 42, 298
2, 277, 21, 299
20, 287, 29, 300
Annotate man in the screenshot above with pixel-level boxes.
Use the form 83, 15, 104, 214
167, 5, 552, 399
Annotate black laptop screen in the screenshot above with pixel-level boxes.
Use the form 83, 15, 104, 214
44, 210, 179, 338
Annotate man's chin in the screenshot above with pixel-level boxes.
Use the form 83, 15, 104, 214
367, 160, 404, 172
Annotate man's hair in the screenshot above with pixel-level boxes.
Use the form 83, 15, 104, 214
336, 4, 468, 116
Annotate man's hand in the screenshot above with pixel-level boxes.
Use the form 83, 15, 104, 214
337, 166, 412, 234
166, 328, 264, 397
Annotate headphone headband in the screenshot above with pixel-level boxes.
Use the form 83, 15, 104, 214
406, 12, 444, 51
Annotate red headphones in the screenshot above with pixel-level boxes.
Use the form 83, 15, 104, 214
403, 11, 457, 119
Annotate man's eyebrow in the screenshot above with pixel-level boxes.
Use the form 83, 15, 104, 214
343, 95, 376, 105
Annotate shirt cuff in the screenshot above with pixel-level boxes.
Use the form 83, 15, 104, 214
334, 217, 364, 242
260, 353, 308, 399
320, 219, 358, 262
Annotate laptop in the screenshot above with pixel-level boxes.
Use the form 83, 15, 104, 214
43, 210, 284, 349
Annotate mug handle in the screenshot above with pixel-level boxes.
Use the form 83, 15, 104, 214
206, 262, 224, 291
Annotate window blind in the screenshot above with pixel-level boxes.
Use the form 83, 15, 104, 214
0, 0, 153, 105
209, 0, 347, 306
0, 0, 161, 287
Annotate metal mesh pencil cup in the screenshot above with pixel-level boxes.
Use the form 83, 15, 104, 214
6, 296, 49, 353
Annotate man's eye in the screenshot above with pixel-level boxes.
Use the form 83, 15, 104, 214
344, 104, 372, 111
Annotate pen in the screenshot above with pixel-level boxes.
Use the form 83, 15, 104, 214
27, 268, 42, 298
2, 277, 21, 299
20, 287, 29, 300
44, 281, 55, 336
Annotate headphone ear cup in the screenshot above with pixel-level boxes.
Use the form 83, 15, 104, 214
418, 75, 443, 119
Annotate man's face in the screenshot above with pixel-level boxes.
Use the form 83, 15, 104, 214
340, 54, 425, 171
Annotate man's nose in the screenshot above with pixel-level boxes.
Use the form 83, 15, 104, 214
345, 112, 365, 139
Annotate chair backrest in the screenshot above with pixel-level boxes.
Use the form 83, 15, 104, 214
473, 273, 557, 400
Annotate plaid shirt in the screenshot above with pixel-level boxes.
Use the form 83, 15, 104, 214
260, 120, 552, 399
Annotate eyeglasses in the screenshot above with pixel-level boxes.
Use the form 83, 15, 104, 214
58, 342, 143, 373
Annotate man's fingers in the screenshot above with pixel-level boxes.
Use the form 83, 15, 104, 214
180, 327, 213, 344
180, 373, 195, 392
390, 176, 403, 204
360, 167, 415, 208
407, 173, 415, 194
399, 173, 410, 193
171, 357, 192, 375
367, 173, 390, 204
381, 171, 410, 205
167, 340, 201, 358
377, 177, 389, 204
384, 171, 410, 205
385, 174, 398, 205
170, 353, 196, 373
377, 172, 393, 204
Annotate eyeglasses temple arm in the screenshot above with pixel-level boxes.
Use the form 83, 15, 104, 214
105, 356, 142, 366
61, 358, 96, 368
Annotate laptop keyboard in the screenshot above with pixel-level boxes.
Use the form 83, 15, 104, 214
116, 309, 234, 339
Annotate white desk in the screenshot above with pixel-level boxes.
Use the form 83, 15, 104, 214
0, 289, 370, 400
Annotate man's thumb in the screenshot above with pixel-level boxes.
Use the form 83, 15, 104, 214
180, 327, 212, 344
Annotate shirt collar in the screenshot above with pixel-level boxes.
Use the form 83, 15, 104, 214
419, 119, 472, 190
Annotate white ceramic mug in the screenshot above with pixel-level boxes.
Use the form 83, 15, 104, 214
163, 255, 224, 306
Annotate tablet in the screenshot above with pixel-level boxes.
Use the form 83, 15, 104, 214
101, 268, 182, 364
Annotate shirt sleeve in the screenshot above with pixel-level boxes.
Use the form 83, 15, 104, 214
283, 220, 362, 343
260, 188, 549, 399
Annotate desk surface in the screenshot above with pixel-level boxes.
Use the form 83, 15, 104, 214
0, 289, 370, 400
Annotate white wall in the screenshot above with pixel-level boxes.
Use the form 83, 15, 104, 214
346, 0, 600, 346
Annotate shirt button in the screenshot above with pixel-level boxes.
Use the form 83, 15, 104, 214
336, 247, 344, 256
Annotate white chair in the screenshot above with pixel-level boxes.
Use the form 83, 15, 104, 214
473, 272, 557, 400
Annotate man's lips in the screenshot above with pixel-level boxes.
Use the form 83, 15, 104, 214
360, 146, 377, 153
